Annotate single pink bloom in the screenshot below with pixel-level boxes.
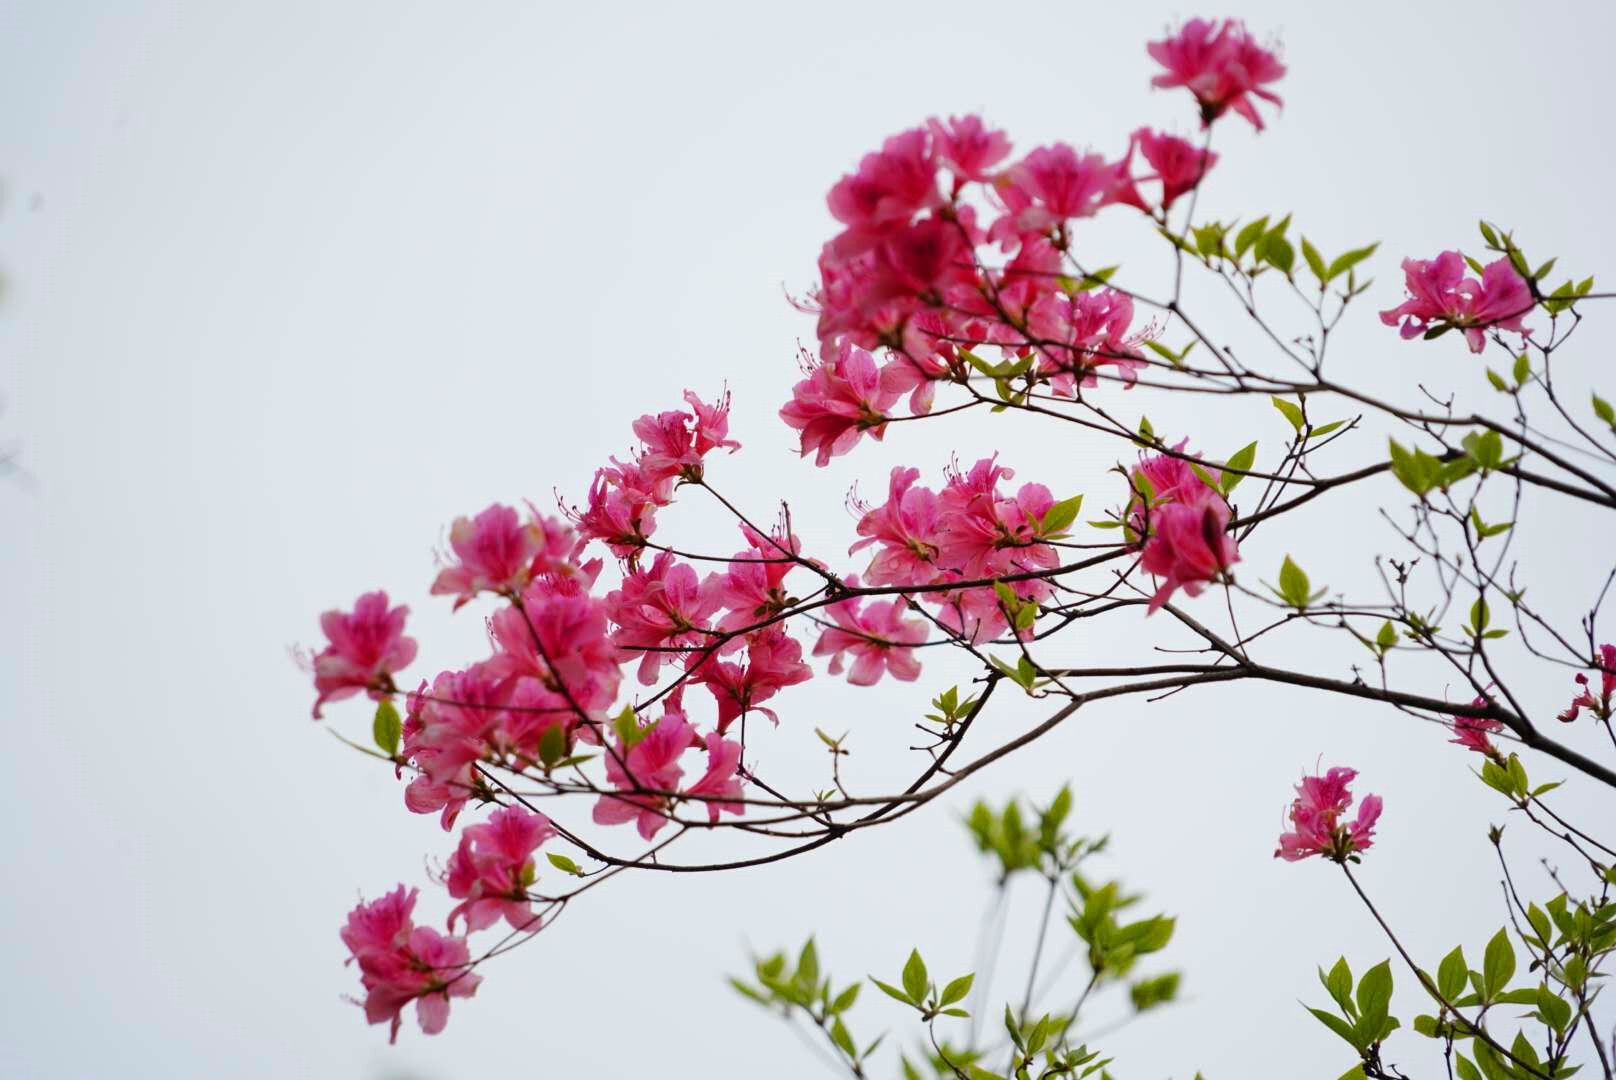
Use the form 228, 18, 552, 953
691, 626, 813, 734
927, 114, 1012, 182
825, 128, 941, 245
1450, 695, 1505, 755
779, 343, 902, 466
1139, 498, 1239, 613
430, 504, 581, 610
310, 591, 418, 718
1027, 288, 1147, 394
1379, 252, 1533, 354
570, 464, 661, 558
1558, 643, 1616, 722
850, 466, 943, 587
489, 581, 623, 713
592, 700, 696, 840
995, 144, 1127, 235
341, 886, 481, 1042
709, 523, 804, 632
1119, 128, 1218, 212
630, 389, 741, 485
445, 806, 557, 933
604, 551, 721, 686
1148, 19, 1285, 130
814, 576, 929, 685
683, 732, 746, 824
1274, 766, 1382, 863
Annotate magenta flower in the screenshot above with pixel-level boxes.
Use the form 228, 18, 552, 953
1026, 287, 1147, 394
779, 343, 903, 466
850, 466, 943, 587
341, 886, 480, 1042
445, 806, 556, 933
690, 626, 813, 734
826, 127, 941, 242
430, 504, 580, 610
1379, 251, 1534, 353
709, 523, 803, 632
683, 732, 746, 824
1558, 643, 1616, 722
489, 581, 623, 713
927, 114, 1012, 183
1449, 695, 1505, 755
630, 389, 741, 485
1275, 766, 1382, 863
310, 591, 418, 718
814, 577, 929, 685
995, 144, 1128, 236
1148, 19, 1285, 130
1127, 446, 1238, 613
604, 551, 721, 686
592, 700, 697, 840
1119, 128, 1218, 213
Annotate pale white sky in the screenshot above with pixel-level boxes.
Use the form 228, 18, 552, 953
3, 2, 1614, 1077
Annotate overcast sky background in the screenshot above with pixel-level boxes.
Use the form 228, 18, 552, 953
4, 2, 1615, 1077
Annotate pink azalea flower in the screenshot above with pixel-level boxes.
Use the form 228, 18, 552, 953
341, 886, 480, 1042
630, 389, 741, 485
430, 504, 581, 610
401, 663, 506, 829
814, 576, 929, 685
1139, 497, 1239, 613
571, 464, 661, 558
445, 806, 557, 933
1450, 696, 1505, 756
592, 700, 697, 840
1026, 288, 1147, 394
1558, 643, 1616, 722
850, 466, 943, 587
1379, 251, 1534, 353
825, 128, 941, 248
995, 144, 1128, 236
1148, 19, 1285, 130
604, 551, 720, 686
489, 581, 623, 713
1118, 128, 1218, 213
691, 626, 813, 734
683, 732, 746, 824
310, 591, 418, 718
779, 343, 903, 466
709, 523, 803, 632
927, 114, 1013, 183
1274, 766, 1382, 863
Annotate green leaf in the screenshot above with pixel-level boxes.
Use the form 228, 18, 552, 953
546, 851, 583, 876
538, 722, 567, 767
1301, 237, 1327, 281
1262, 233, 1296, 275
1234, 216, 1269, 258
1437, 945, 1467, 1000
1040, 495, 1083, 536
1276, 555, 1312, 609
902, 949, 928, 1004
1594, 393, 1616, 428
1354, 959, 1394, 1034
1323, 957, 1355, 1015
1222, 442, 1257, 494
870, 977, 913, 1006
612, 705, 649, 749
797, 938, 819, 990
372, 699, 402, 757
1375, 620, 1399, 654
829, 1017, 855, 1058
1326, 243, 1379, 281
1482, 927, 1515, 998
1271, 396, 1306, 433
940, 973, 975, 1007
1308, 1006, 1362, 1049
1513, 353, 1531, 386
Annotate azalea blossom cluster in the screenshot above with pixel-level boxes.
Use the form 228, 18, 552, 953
1274, 767, 1383, 863
779, 22, 1286, 468
1127, 445, 1240, 612
1379, 250, 1534, 354
848, 458, 1060, 643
